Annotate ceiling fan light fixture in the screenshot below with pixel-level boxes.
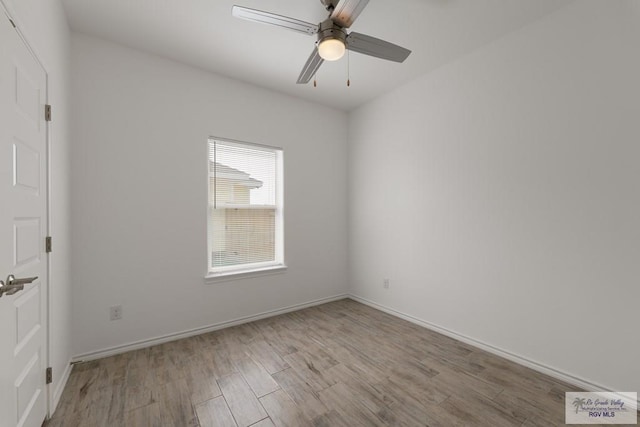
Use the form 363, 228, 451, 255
318, 38, 346, 61
231, 2, 412, 85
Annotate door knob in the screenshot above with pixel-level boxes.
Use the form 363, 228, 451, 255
0, 275, 37, 298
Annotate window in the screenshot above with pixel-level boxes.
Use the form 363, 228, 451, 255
207, 137, 284, 278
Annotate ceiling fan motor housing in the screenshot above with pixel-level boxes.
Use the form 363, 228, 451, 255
317, 18, 347, 46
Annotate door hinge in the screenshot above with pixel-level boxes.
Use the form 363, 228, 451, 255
45, 104, 52, 122
45, 236, 52, 253
46, 367, 52, 384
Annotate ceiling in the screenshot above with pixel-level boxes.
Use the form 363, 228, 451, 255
61, 0, 572, 111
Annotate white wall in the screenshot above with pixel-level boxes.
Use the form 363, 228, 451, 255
70, 34, 348, 356
2, 0, 73, 411
349, 0, 639, 393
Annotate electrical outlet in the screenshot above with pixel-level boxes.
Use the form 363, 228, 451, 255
383, 278, 390, 289
110, 305, 122, 321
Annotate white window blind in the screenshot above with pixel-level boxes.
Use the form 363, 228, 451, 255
208, 138, 284, 275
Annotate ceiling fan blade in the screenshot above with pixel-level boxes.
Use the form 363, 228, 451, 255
330, 0, 370, 28
297, 47, 324, 84
346, 32, 411, 62
232, 6, 318, 35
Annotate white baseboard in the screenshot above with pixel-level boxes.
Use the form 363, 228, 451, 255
72, 294, 349, 362
50, 358, 73, 416
348, 294, 638, 407
69, 291, 636, 408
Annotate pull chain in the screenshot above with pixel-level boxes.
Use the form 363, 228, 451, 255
347, 50, 351, 87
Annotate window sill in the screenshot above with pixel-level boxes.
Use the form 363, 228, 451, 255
204, 264, 287, 284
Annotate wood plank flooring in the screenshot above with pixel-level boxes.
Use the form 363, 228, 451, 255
46, 299, 632, 426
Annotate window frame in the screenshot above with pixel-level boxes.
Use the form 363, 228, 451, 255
205, 137, 285, 282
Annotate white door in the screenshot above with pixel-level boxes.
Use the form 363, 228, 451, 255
0, 13, 49, 427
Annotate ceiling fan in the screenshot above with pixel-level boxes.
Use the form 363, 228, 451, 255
232, 0, 411, 84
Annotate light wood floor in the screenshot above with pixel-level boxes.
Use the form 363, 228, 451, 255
47, 299, 624, 426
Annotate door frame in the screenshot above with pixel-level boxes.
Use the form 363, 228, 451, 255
0, 0, 52, 418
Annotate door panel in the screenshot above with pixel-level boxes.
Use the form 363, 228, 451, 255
1, 12, 48, 427
15, 285, 41, 349
13, 140, 41, 194
14, 218, 41, 268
